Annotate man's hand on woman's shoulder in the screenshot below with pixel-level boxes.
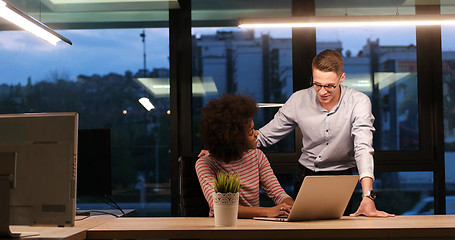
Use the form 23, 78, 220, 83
198, 149, 210, 157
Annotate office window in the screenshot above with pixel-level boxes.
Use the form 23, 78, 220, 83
316, 27, 419, 151
190, 0, 294, 154
191, 27, 294, 153
187, 0, 443, 215
0, 28, 171, 216
316, 26, 431, 214
442, 25, 455, 214
373, 171, 433, 215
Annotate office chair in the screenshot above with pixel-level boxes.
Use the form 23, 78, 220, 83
178, 156, 209, 217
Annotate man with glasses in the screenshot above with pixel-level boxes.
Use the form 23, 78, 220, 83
256, 49, 393, 217
199, 49, 392, 217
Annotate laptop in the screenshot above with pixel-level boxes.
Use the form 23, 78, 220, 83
254, 175, 359, 222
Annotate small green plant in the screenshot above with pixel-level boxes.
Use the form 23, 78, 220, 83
213, 172, 243, 193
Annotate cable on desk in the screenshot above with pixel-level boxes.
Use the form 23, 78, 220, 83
102, 194, 126, 217
77, 210, 120, 218
75, 215, 91, 221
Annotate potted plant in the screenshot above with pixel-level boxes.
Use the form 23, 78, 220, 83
212, 172, 243, 227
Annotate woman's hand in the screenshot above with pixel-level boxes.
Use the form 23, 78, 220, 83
266, 203, 292, 217
238, 202, 293, 218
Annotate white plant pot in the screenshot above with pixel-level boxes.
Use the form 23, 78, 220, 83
213, 192, 239, 227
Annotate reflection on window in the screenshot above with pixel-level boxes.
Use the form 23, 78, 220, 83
316, 28, 419, 151
191, 28, 294, 153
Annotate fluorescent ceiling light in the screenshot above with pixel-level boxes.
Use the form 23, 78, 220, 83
138, 97, 155, 111
239, 14, 455, 28
0, 0, 71, 45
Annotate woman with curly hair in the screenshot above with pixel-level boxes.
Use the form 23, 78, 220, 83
195, 94, 294, 218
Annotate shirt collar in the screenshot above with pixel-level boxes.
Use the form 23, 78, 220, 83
314, 84, 345, 113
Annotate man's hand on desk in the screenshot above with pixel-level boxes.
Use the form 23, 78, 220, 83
350, 197, 395, 217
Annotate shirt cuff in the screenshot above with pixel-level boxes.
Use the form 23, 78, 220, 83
359, 173, 375, 182
278, 193, 292, 204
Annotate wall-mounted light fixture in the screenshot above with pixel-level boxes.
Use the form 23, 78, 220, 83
239, 14, 455, 28
0, 0, 71, 45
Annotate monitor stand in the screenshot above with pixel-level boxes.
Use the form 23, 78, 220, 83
0, 175, 39, 238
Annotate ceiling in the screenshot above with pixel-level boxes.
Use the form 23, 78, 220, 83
0, 0, 453, 30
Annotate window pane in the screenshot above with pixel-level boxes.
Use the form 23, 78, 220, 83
0, 29, 171, 216
442, 25, 455, 214
316, 27, 424, 214
191, 28, 294, 153
378, 172, 434, 215
316, 27, 419, 150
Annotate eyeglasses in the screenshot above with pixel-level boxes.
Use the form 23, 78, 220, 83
311, 74, 343, 92
312, 82, 337, 91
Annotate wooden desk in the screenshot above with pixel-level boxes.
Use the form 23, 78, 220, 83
5, 215, 455, 239
4, 215, 116, 240
86, 215, 455, 239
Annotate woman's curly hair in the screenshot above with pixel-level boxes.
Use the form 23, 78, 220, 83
199, 94, 258, 163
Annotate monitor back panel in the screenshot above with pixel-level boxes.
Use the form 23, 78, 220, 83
0, 112, 78, 227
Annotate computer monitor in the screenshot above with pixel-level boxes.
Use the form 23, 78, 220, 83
77, 128, 112, 197
0, 112, 78, 238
